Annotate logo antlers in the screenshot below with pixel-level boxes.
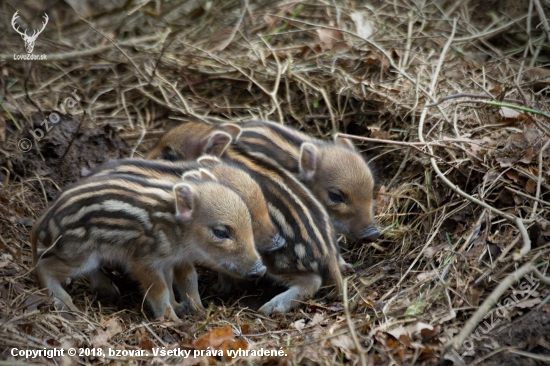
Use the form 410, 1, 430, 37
11, 11, 49, 54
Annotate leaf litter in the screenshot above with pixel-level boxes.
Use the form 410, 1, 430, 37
0, 0, 549, 365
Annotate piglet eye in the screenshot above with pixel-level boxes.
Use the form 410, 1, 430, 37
328, 191, 344, 203
161, 147, 177, 161
213, 228, 230, 239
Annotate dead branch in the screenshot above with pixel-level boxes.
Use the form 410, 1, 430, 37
343, 277, 367, 366
424, 93, 524, 107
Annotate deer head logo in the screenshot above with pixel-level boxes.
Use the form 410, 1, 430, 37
11, 11, 49, 54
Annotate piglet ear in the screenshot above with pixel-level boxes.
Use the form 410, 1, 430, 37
197, 155, 221, 166
299, 142, 320, 181
221, 123, 242, 141
181, 170, 202, 183
174, 183, 196, 220
199, 168, 217, 182
333, 134, 356, 151
200, 131, 232, 157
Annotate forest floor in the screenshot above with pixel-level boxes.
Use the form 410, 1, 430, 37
1, 0, 550, 365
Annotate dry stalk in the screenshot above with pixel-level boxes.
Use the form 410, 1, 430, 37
343, 277, 367, 366
425, 93, 524, 107
532, 0, 550, 42
514, 137, 550, 260
453, 15, 528, 43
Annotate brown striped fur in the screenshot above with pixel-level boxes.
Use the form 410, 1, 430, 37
89, 157, 284, 252
239, 120, 379, 243
31, 170, 264, 320
148, 121, 344, 315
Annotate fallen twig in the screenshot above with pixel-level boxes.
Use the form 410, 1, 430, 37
343, 277, 367, 366
508, 349, 550, 363
532, 138, 550, 218
533, 0, 550, 42
338, 134, 462, 151
453, 15, 528, 42
512, 218, 532, 260
424, 93, 524, 107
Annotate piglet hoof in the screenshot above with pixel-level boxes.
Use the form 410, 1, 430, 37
258, 300, 292, 316
179, 299, 205, 315
52, 297, 79, 318
258, 302, 274, 316
156, 305, 180, 321
174, 304, 188, 319
339, 262, 354, 274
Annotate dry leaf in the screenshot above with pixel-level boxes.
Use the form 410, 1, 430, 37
385, 335, 400, 349
418, 348, 435, 361
220, 338, 248, 362
398, 334, 412, 347
92, 317, 124, 348
291, 319, 306, 330
209, 326, 234, 347
233, 338, 247, 351
497, 157, 516, 168
467, 288, 482, 306
505, 170, 521, 183
25, 294, 46, 311
326, 304, 344, 312
500, 107, 521, 119
417, 270, 437, 282
316, 28, 345, 50
424, 244, 446, 259
311, 312, 325, 325
386, 322, 435, 351
193, 325, 235, 350
331, 334, 356, 359
350, 12, 373, 39
527, 165, 539, 177
362, 54, 380, 65
519, 147, 534, 164
139, 329, 153, 351
91, 333, 109, 348
525, 179, 536, 194
104, 317, 123, 334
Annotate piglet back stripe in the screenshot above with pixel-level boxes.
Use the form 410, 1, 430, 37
227, 144, 336, 259
92, 159, 202, 178
241, 121, 309, 147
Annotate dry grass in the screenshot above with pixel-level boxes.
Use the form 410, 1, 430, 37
1, 0, 550, 364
